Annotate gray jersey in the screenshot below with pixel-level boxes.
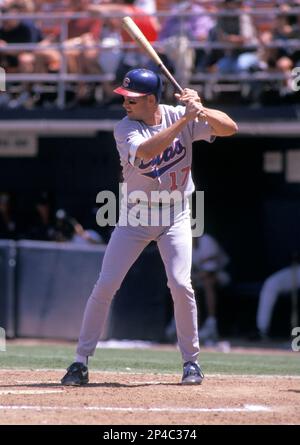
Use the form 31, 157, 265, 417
114, 104, 214, 201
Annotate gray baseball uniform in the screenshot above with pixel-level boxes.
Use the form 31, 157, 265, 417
76, 104, 214, 363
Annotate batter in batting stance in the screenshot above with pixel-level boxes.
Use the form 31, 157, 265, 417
61, 69, 237, 386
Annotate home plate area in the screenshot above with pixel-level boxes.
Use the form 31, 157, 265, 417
0, 370, 299, 424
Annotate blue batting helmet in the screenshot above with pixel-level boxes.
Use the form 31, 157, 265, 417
113, 69, 162, 101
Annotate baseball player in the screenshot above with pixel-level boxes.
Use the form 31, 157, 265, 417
61, 68, 238, 386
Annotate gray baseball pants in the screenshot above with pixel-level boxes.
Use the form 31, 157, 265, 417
77, 204, 200, 363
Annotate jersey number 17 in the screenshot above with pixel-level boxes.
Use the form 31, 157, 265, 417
169, 166, 190, 191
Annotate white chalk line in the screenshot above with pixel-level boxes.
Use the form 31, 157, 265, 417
0, 404, 271, 413
0, 389, 64, 395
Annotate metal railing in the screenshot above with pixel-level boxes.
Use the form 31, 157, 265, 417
1, 8, 300, 106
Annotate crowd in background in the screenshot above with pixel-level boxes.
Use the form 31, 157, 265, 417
0, 0, 300, 107
0, 191, 105, 244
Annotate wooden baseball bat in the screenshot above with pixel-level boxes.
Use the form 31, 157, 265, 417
122, 16, 183, 94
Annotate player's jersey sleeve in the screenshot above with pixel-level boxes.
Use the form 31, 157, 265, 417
114, 118, 146, 166
191, 119, 215, 143
175, 105, 215, 143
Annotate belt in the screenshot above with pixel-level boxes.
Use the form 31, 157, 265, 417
129, 199, 183, 209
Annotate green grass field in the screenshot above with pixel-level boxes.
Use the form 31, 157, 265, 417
1, 343, 299, 375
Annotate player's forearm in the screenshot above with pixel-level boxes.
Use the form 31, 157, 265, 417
201, 108, 238, 136
136, 116, 190, 160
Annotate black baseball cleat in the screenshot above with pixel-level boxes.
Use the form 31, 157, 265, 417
61, 362, 89, 386
181, 361, 204, 385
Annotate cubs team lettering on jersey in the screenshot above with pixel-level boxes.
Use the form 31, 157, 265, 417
139, 140, 187, 179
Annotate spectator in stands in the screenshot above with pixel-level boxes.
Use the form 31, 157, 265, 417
33, 0, 71, 73
158, 0, 215, 89
0, 1, 43, 73
156, 0, 171, 11
9, 0, 41, 41
290, 2, 300, 41
290, 9, 300, 66
33, 0, 103, 104
255, 253, 300, 339
71, 218, 104, 245
89, 0, 160, 104
0, 0, 43, 108
135, 0, 157, 14
65, 0, 102, 75
206, 0, 258, 74
52, 209, 75, 242
257, 9, 300, 101
165, 233, 230, 344
26, 192, 56, 241
116, 0, 159, 91
53, 208, 104, 244
66, 0, 104, 103
88, 1, 153, 80
0, 192, 17, 239
272, 9, 300, 96
90, 0, 159, 75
